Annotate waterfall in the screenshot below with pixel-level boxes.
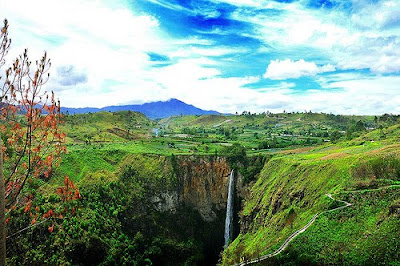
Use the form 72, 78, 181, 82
224, 169, 234, 248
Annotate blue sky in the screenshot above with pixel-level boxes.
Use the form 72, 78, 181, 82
2, 0, 400, 114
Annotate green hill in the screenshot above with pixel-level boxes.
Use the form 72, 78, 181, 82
222, 129, 400, 265
62, 111, 154, 144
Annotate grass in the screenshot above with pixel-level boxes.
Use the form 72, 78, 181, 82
282, 186, 400, 265
222, 131, 400, 265
50, 111, 400, 264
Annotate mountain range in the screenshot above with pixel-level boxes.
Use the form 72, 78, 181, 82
60, 98, 221, 119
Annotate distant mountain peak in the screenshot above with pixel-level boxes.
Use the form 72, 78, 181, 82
167, 98, 179, 102
60, 98, 220, 119
166, 98, 185, 104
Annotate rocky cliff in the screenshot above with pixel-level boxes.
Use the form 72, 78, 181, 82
175, 156, 232, 221
118, 154, 246, 264
150, 155, 245, 222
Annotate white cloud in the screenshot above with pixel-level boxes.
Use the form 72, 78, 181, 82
231, 0, 400, 75
264, 59, 335, 80
334, 36, 400, 74
1, 0, 233, 109
145, 0, 188, 12
1, 0, 400, 115
210, 0, 291, 9
210, 0, 264, 8
231, 74, 400, 115
2, 0, 166, 101
352, 0, 400, 30
169, 46, 247, 59
231, 2, 357, 49
298, 75, 400, 115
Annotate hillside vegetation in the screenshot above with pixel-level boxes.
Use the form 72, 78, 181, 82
5, 110, 400, 265
58, 111, 400, 265
7, 154, 230, 265
222, 125, 400, 265
61, 111, 398, 157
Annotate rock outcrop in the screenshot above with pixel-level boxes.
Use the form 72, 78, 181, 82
175, 156, 232, 221
151, 156, 240, 222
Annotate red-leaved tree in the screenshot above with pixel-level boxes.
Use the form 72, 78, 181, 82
0, 18, 72, 264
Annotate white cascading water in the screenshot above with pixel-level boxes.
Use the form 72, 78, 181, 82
224, 170, 234, 248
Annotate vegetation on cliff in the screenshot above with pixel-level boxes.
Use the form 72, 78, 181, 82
4, 108, 400, 265
7, 154, 234, 265
222, 126, 400, 265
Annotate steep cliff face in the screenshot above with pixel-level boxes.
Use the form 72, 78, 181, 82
144, 155, 243, 263
118, 154, 246, 264
174, 156, 232, 221
150, 155, 245, 222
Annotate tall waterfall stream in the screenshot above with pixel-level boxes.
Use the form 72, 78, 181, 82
224, 170, 234, 248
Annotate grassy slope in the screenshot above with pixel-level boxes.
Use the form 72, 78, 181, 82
58, 112, 215, 181
280, 187, 400, 265
158, 112, 379, 154
7, 110, 399, 264
59, 111, 389, 168
222, 126, 400, 265
62, 111, 153, 143
159, 113, 374, 129
52, 112, 400, 264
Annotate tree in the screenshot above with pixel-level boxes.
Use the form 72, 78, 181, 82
0, 19, 66, 264
221, 143, 247, 168
285, 207, 297, 229
330, 130, 341, 143
354, 120, 366, 132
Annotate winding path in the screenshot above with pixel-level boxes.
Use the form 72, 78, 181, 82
234, 185, 400, 265
234, 193, 352, 266
213, 119, 232, 128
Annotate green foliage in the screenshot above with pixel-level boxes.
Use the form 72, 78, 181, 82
222, 139, 400, 265
61, 110, 398, 159
276, 188, 400, 265
57, 147, 128, 181
7, 110, 400, 265
330, 130, 341, 142
352, 153, 400, 186
240, 155, 270, 184
8, 154, 228, 265
221, 143, 247, 168
285, 207, 297, 229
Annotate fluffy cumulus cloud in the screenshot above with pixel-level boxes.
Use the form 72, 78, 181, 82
231, 0, 400, 74
264, 59, 335, 80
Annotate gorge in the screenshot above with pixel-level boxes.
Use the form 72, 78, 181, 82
111, 154, 246, 265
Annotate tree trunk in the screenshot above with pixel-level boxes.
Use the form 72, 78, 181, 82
0, 139, 6, 265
